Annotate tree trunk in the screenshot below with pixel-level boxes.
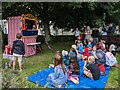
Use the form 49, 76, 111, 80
0, 25, 3, 53
42, 3, 51, 42
44, 21, 50, 42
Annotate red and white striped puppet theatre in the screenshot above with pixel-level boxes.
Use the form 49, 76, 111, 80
5, 14, 40, 57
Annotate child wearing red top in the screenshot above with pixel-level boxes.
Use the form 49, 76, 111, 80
83, 46, 90, 62
83, 45, 90, 70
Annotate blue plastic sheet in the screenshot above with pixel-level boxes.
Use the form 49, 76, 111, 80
27, 60, 110, 88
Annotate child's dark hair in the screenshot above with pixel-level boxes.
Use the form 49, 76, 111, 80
84, 39, 88, 46
16, 33, 23, 39
73, 61, 80, 74
69, 53, 76, 58
69, 61, 80, 75
70, 54, 77, 63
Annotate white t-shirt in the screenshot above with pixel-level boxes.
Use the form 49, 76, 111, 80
75, 30, 80, 37
102, 31, 107, 35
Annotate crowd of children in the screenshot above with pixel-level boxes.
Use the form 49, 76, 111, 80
4, 32, 119, 88
46, 33, 119, 88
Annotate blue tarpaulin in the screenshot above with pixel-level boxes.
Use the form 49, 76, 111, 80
27, 60, 110, 89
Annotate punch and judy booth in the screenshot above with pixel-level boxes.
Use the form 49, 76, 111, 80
7, 14, 40, 57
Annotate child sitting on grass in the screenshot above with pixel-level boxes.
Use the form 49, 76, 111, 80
87, 41, 92, 51
96, 42, 106, 76
83, 45, 90, 70
109, 44, 116, 56
76, 40, 84, 60
69, 48, 78, 58
71, 45, 78, 55
62, 50, 70, 66
90, 45, 98, 59
82, 56, 100, 80
68, 54, 80, 84
45, 54, 67, 88
77, 40, 84, 54
76, 39, 82, 48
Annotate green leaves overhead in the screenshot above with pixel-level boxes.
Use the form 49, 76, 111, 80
2, 2, 120, 29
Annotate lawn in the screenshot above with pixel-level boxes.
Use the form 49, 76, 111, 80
2, 41, 120, 88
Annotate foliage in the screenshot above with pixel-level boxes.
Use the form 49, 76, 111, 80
2, 2, 120, 40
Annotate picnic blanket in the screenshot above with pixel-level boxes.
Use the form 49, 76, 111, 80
27, 60, 110, 89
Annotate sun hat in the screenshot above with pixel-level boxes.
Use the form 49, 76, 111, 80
72, 45, 77, 50
62, 50, 68, 56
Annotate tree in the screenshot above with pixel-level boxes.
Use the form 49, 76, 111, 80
2, 2, 120, 41
2, 2, 52, 41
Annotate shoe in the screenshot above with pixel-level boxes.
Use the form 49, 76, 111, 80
8, 61, 12, 67
100, 72, 106, 76
20, 68, 24, 72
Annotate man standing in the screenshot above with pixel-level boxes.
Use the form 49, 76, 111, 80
107, 23, 115, 35
92, 27, 99, 43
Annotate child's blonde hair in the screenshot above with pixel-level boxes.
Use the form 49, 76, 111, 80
88, 56, 95, 63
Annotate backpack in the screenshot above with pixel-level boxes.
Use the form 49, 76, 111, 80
105, 52, 117, 66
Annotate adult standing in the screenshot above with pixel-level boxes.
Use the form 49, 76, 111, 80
84, 30, 91, 42
102, 24, 108, 35
107, 23, 115, 35
101, 24, 108, 40
74, 28, 80, 39
92, 27, 99, 43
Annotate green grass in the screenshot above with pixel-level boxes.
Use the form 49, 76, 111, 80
2, 41, 120, 88
105, 54, 120, 88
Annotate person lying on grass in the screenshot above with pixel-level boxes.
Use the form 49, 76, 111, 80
45, 54, 67, 88
82, 56, 100, 80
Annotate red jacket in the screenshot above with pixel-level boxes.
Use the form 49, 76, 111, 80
84, 47, 90, 62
